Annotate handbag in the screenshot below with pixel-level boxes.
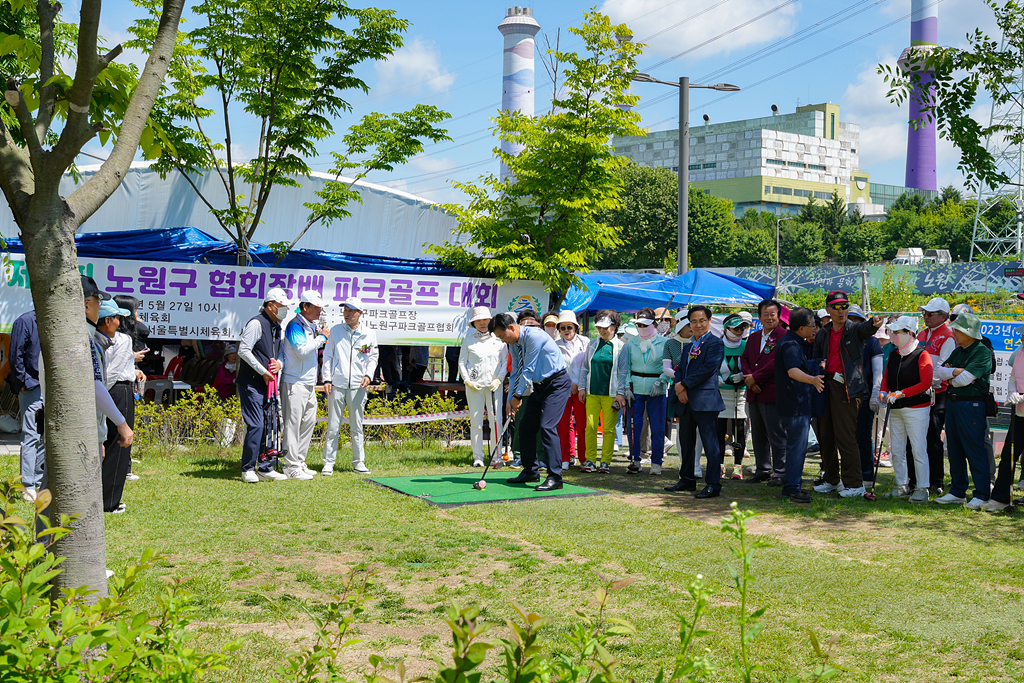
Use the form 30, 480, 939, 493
985, 391, 999, 418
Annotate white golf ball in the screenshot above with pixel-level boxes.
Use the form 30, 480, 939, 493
477, 480, 487, 490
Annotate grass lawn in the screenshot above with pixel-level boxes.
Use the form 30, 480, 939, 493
4, 441, 1024, 683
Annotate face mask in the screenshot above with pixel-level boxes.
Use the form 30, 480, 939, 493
656, 321, 670, 335
726, 328, 742, 341
637, 325, 657, 339
271, 304, 288, 321
225, 362, 237, 372
545, 327, 558, 339
892, 332, 915, 354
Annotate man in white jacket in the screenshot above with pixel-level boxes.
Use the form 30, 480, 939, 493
321, 297, 379, 474
281, 290, 330, 480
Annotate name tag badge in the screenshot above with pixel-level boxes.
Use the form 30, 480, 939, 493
834, 373, 844, 385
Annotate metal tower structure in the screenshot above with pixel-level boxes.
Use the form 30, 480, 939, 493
970, 61, 1024, 260
498, 6, 540, 182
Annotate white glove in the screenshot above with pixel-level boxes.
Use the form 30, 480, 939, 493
869, 394, 880, 412
624, 388, 635, 404
650, 381, 664, 397
718, 375, 726, 386
730, 372, 744, 383
1010, 392, 1024, 405
489, 378, 502, 392
886, 390, 905, 404
662, 359, 675, 377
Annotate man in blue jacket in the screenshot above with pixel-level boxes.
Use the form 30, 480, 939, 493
10, 310, 42, 500
665, 306, 726, 498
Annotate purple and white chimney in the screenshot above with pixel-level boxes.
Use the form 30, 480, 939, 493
900, 0, 938, 191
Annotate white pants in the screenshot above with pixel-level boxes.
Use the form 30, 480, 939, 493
466, 385, 500, 463
281, 382, 318, 473
887, 406, 930, 488
323, 387, 368, 468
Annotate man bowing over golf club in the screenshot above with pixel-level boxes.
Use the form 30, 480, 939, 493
490, 312, 571, 491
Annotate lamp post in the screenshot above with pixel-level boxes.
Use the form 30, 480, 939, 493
631, 74, 740, 276
775, 215, 795, 291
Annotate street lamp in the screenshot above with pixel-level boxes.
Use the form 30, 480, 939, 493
775, 215, 796, 291
631, 73, 740, 276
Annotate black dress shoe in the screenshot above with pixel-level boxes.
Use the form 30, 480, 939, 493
508, 472, 540, 484
664, 480, 697, 492
782, 489, 811, 503
535, 477, 563, 492
766, 477, 784, 487
695, 486, 720, 499
748, 471, 771, 484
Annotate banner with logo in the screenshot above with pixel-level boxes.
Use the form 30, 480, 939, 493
1, 256, 547, 345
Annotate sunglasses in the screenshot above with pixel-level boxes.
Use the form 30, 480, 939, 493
828, 303, 849, 311
558, 325, 575, 331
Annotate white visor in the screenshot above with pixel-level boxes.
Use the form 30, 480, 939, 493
594, 317, 614, 328
633, 317, 654, 325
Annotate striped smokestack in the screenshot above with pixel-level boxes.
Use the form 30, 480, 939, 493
498, 6, 540, 181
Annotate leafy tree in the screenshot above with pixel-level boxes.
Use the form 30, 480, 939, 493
847, 205, 866, 226
730, 210, 777, 266
837, 222, 886, 263
891, 192, 927, 214
936, 184, 963, 206
596, 161, 676, 269
428, 12, 643, 305
687, 188, 735, 267
0, 0, 184, 597
132, 0, 450, 266
797, 195, 820, 223
880, 0, 1024, 191
819, 190, 849, 258
780, 221, 825, 265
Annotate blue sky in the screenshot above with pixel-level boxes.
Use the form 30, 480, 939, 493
81, 0, 1000, 205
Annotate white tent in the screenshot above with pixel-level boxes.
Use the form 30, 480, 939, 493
0, 163, 460, 260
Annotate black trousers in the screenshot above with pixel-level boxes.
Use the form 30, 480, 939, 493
678, 408, 721, 490
992, 414, 1023, 504
856, 400, 876, 483
909, 391, 947, 490
519, 371, 570, 480
717, 416, 747, 466
102, 381, 134, 512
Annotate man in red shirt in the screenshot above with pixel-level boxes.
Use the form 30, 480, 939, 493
810, 290, 883, 498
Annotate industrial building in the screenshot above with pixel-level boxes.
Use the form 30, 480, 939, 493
612, 102, 938, 218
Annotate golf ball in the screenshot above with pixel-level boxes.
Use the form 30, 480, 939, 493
477, 480, 487, 490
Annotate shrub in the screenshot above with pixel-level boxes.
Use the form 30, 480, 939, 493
133, 390, 244, 457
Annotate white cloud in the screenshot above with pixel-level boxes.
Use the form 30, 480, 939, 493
374, 37, 455, 98
602, 0, 800, 61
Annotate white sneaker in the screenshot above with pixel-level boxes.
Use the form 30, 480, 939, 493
965, 497, 987, 510
650, 463, 662, 475
985, 499, 1010, 512
664, 437, 674, 452
935, 493, 966, 505
256, 470, 287, 481
813, 481, 841, 493
321, 467, 334, 476
286, 469, 314, 481
472, 459, 484, 467
613, 444, 620, 453
302, 465, 318, 476
125, 472, 140, 481
112, 503, 127, 514
241, 470, 259, 483
838, 486, 866, 498
353, 464, 371, 474
22, 487, 37, 503
105, 569, 115, 579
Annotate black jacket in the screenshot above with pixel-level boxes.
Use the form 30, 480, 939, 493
9, 310, 39, 393
811, 318, 878, 400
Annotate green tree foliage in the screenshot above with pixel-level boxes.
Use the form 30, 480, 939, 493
780, 221, 825, 265
892, 192, 927, 214
688, 188, 736, 267
837, 221, 886, 263
819, 190, 849, 258
731, 210, 777, 267
880, 0, 1024, 191
596, 160, 676, 269
428, 12, 643, 303
130, 0, 450, 265
880, 196, 977, 260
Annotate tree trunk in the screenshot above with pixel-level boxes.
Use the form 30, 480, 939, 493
23, 188, 108, 599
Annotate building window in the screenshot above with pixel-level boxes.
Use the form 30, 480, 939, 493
793, 189, 811, 198
772, 186, 793, 196
765, 185, 771, 194
808, 164, 826, 171
830, 114, 835, 139
854, 176, 868, 184
671, 167, 678, 172
813, 191, 832, 200
788, 162, 806, 168
702, 162, 716, 169
766, 158, 786, 166
688, 164, 701, 170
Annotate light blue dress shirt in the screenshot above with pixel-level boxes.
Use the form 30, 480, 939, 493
509, 326, 567, 396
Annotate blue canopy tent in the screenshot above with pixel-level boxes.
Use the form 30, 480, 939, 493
4, 227, 461, 275
562, 270, 775, 313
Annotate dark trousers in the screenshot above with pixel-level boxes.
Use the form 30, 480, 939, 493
992, 413, 1023, 504
909, 391, 947, 491
445, 346, 461, 383
677, 408, 721, 490
945, 398, 990, 501
820, 379, 863, 488
717, 416, 747, 466
631, 394, 667, 465
102, 381, 134, 512
519, 371, 571, 480
379, 346, 402, 396
239, 381, 274, 473
781, 414, 811, 493
749, 401, 786, 478
856, 400, 876, 483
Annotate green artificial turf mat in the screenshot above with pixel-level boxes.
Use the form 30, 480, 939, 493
367, 470, 606, 508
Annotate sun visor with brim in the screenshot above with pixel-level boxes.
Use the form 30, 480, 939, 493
633, 317, 654, 325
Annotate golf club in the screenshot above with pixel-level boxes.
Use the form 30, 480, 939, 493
474, 412, 515, 490
864, 403, 892, 501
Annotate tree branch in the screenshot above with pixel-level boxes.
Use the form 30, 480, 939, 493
35, 0, 59, 142
51, 0, 104, 173
4, 88, 44, 167
170, 162, 236, 238
66, 0, 185, 223
97, 44, 124, 71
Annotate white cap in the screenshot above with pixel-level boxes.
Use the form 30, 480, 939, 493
264, 287, 291, 306
225, 343, 238, 353
469, 305, 491, 324
557, 310, 579, 328
887, 315, 919, 333
299, 290, 325, 307
816, 308, 829, 319
342, 297, 363, 311
918, 297, 950, 314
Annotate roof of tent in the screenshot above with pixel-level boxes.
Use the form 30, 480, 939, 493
4, 226, 461, 275
562, 270, 775, 313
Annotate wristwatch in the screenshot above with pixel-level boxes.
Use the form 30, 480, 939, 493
512, 393, 523, 400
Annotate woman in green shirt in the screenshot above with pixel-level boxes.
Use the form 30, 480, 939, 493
577, 310, 624, 473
